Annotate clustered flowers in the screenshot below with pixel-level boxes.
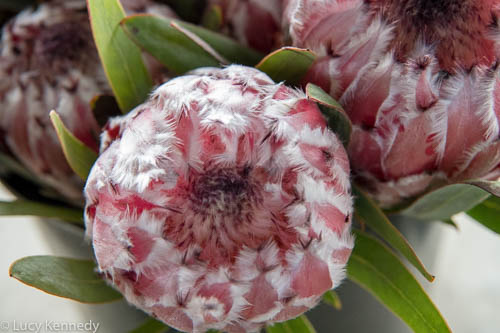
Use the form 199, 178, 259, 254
1, 0, 499, 332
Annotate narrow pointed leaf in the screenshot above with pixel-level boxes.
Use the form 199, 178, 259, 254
9, 256, 122, 303
353, 185, 434, 282
266, 315, 316, 333
179, 20, 262, 66
305, 83, 344, 112
121, 15, 262, 75
322, 290, 342, 310
256, 47, 316, 85
50, 111, 98, 180
467, 196, 500, 234
121, 15, 221, 73
348, 231, 451, 333
464, 179, 500, 197
87, 0, 152, 112
399, 183, 490, 221
170, 20, 228, 65
306, 83, 352, 146
129, 318, 169, 333
0, 200, 83, 224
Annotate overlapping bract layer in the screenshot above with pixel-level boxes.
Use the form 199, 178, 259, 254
0, 0, 175, 201
85, 65, 353, 332
285, 0, 500, 206
0, 2, 103, 200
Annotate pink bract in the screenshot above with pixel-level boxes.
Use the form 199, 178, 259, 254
285, 0, 500, 206
84, 65, 354, 332
0, 0, 176, 201
0, 2, 104, 200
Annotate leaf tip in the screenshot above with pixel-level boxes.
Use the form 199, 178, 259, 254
49, 109, 58, 121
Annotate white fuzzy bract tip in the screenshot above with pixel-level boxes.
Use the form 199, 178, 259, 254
84, 65, 354, 332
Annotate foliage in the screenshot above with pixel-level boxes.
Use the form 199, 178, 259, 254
1, 1, 498, 333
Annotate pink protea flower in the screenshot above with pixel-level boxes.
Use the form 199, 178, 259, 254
285, 0, 500, 207
84, 65, 354, 332
0, 0, 175, 201
206, 0, 283, 53
0, 1, 103, 200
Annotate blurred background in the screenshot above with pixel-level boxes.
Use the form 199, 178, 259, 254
1, 183, 499, 333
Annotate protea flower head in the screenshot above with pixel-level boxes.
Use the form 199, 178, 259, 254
285, 0, 500, 207
0, 1, 103, 200
0, 0, 175, 201
206, 0, 283, 53
84, 65, 354, 332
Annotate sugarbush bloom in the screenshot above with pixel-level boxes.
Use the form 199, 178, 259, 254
0, 0, 175, 201
285, 0, 500, 206
0, 2, 103, 200
84, 65, 354, 332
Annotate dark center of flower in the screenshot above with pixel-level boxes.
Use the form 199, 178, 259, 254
190, 167, 256, 217
163, 166, 289, 264
370, 0, 496, 71
35, 21, 92, 70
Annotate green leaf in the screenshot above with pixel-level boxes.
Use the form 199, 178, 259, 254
322, 290, 342, 310
121, 15, 262, 75
399, 183, 490, 221
201, 4, 223, 31
181, 21, 262, 66
266, 315, 316, 333
90, 94, 122, 128
9, 256, 122, 303
464, 179, 500, 197
0, 200, 83, 224
122, 14, 220, 74
306, 83, 352, 146
87, 0, 153, 112
50, 111, 98, 180
256, 47, 316, 86
348, 231, 451, 333
129, 318, 169, 333
467, 195, 500, 234
353, 185, 434, 282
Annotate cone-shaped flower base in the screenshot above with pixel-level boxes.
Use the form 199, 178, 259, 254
85, 66, 354, 332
